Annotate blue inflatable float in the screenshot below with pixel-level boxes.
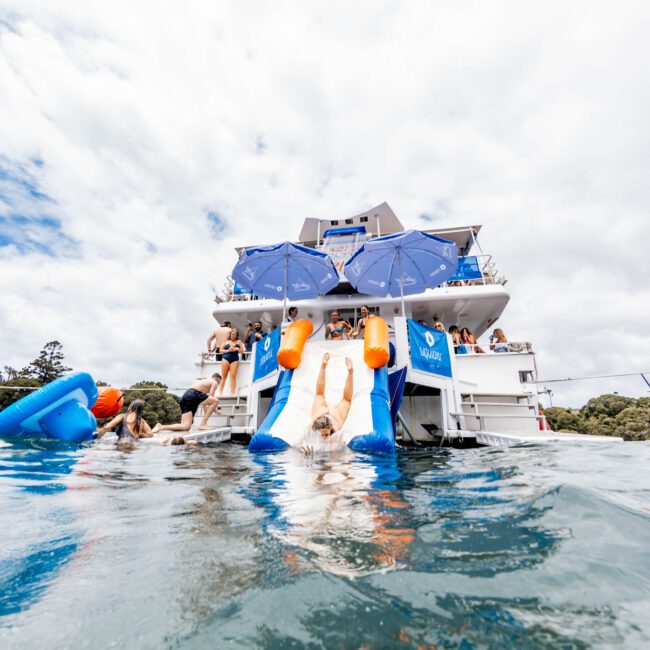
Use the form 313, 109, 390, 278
0, 372, 98, 442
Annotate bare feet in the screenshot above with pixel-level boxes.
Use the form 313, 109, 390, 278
198, 425, 213, 430
345, 357, 353, 371
322, 352, 330, 366
152, 423, 161, 433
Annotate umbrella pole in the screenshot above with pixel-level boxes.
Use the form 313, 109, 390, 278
398, 249, 405, 317
282, 254, 288, 323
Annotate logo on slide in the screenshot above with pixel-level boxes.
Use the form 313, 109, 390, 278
424, 331, 435, 347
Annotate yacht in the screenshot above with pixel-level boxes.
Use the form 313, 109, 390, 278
191, 202, 615, 447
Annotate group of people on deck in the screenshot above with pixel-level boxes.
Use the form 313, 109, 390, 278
325, 305, 374, 340
416, 318, 509, 354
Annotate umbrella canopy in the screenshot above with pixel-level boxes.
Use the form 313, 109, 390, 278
232, 241, 339, 318
343, 230, 458, 314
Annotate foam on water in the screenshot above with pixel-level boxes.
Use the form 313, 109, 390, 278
1, 437, 649, 648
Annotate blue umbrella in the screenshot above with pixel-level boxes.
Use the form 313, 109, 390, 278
232, 241, 339, 320
343, 229, 458, 315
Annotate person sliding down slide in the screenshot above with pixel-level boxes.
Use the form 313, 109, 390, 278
302, 352, 353, 453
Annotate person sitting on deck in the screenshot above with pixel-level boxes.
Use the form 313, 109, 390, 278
152, 374, 221, 434
96, 399, 153, 448
326, 310, 352, 340
460, 327, 484, 354
207, 321, 232, 361
490, 328, 509, 353
302, 353, 353, 453
449, 325, 463, 354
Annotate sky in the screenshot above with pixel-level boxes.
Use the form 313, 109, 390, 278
1, 0, 649, 407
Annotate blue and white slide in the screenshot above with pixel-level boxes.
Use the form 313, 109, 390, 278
249, 340, 394, 452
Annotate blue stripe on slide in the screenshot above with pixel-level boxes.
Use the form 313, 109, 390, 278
348, 366, 395, 453
249, 370, 293, 452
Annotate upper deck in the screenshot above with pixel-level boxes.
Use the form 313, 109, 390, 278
214, 202, 508, 338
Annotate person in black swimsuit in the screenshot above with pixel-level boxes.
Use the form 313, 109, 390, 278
96, 399, 152, 447
152, 374, 221, 433
217, 328, 245, 397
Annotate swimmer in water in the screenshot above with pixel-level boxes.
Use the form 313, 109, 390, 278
96, 399, 152, 448
302, 352, 353, 453
325, 310, 352, 340
160, 436, 198, 446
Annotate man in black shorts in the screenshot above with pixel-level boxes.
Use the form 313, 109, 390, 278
152, 373, 221, 433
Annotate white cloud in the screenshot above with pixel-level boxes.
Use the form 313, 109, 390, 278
0, 0, 649, 405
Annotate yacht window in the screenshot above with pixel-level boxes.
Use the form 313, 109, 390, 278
345, 218, 353, 224
360, 216, 368, 222
330, 220, 339, 225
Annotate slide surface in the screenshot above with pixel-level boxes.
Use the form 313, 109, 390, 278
250, 340, 394, 452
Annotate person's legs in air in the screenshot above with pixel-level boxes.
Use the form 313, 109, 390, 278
333, 357, 354, 428
311, 352, 330, 421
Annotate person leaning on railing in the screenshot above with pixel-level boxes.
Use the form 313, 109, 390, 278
461, 327, 484, 354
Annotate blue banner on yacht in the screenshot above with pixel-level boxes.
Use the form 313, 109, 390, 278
449, 256, 482, 281
407, 319, 452, 378
253, 327, 280, 382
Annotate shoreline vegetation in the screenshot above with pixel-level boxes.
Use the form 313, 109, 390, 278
1, 342, 648, 440
542, 395, 650, 441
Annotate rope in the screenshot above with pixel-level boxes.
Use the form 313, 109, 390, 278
0, 386, 184, 392
535, 371, 650, 384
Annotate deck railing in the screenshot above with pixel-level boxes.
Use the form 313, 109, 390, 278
453, 341, 533, 355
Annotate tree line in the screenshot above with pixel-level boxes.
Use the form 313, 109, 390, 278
1, 342, 181, 425
543, 394, 650, 441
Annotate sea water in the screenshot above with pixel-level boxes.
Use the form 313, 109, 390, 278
1, 438, 649, 649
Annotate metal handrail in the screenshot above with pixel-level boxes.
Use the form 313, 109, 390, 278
453, 341, 533, 355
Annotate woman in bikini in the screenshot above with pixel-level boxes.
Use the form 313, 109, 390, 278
96, 399, 153, 447
217, 328, 246, 396
326, 310, 352, 340
305, 353, 354, 452
351, 305, 374, 339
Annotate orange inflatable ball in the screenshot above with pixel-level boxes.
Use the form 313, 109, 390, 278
91, 386, 124, 419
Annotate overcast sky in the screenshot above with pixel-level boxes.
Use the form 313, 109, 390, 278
1, 1, 649, 407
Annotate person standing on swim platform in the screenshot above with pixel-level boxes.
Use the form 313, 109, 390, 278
152, 374, 221, 433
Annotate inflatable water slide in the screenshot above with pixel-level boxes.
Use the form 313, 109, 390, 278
249, 318, 395, 453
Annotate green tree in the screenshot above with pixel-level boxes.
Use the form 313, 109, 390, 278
28, 341, 72, 383
0, 377, 43, 411
543, 406, 582, 432
580, 394, 636, 420
2, 365, 34, 382
120, 381, 181, 426
614, 406, 650, 441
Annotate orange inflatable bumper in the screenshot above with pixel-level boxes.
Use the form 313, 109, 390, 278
364, 317, 390, 368
277, 319, 314, 369
90, 386, 124, 419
